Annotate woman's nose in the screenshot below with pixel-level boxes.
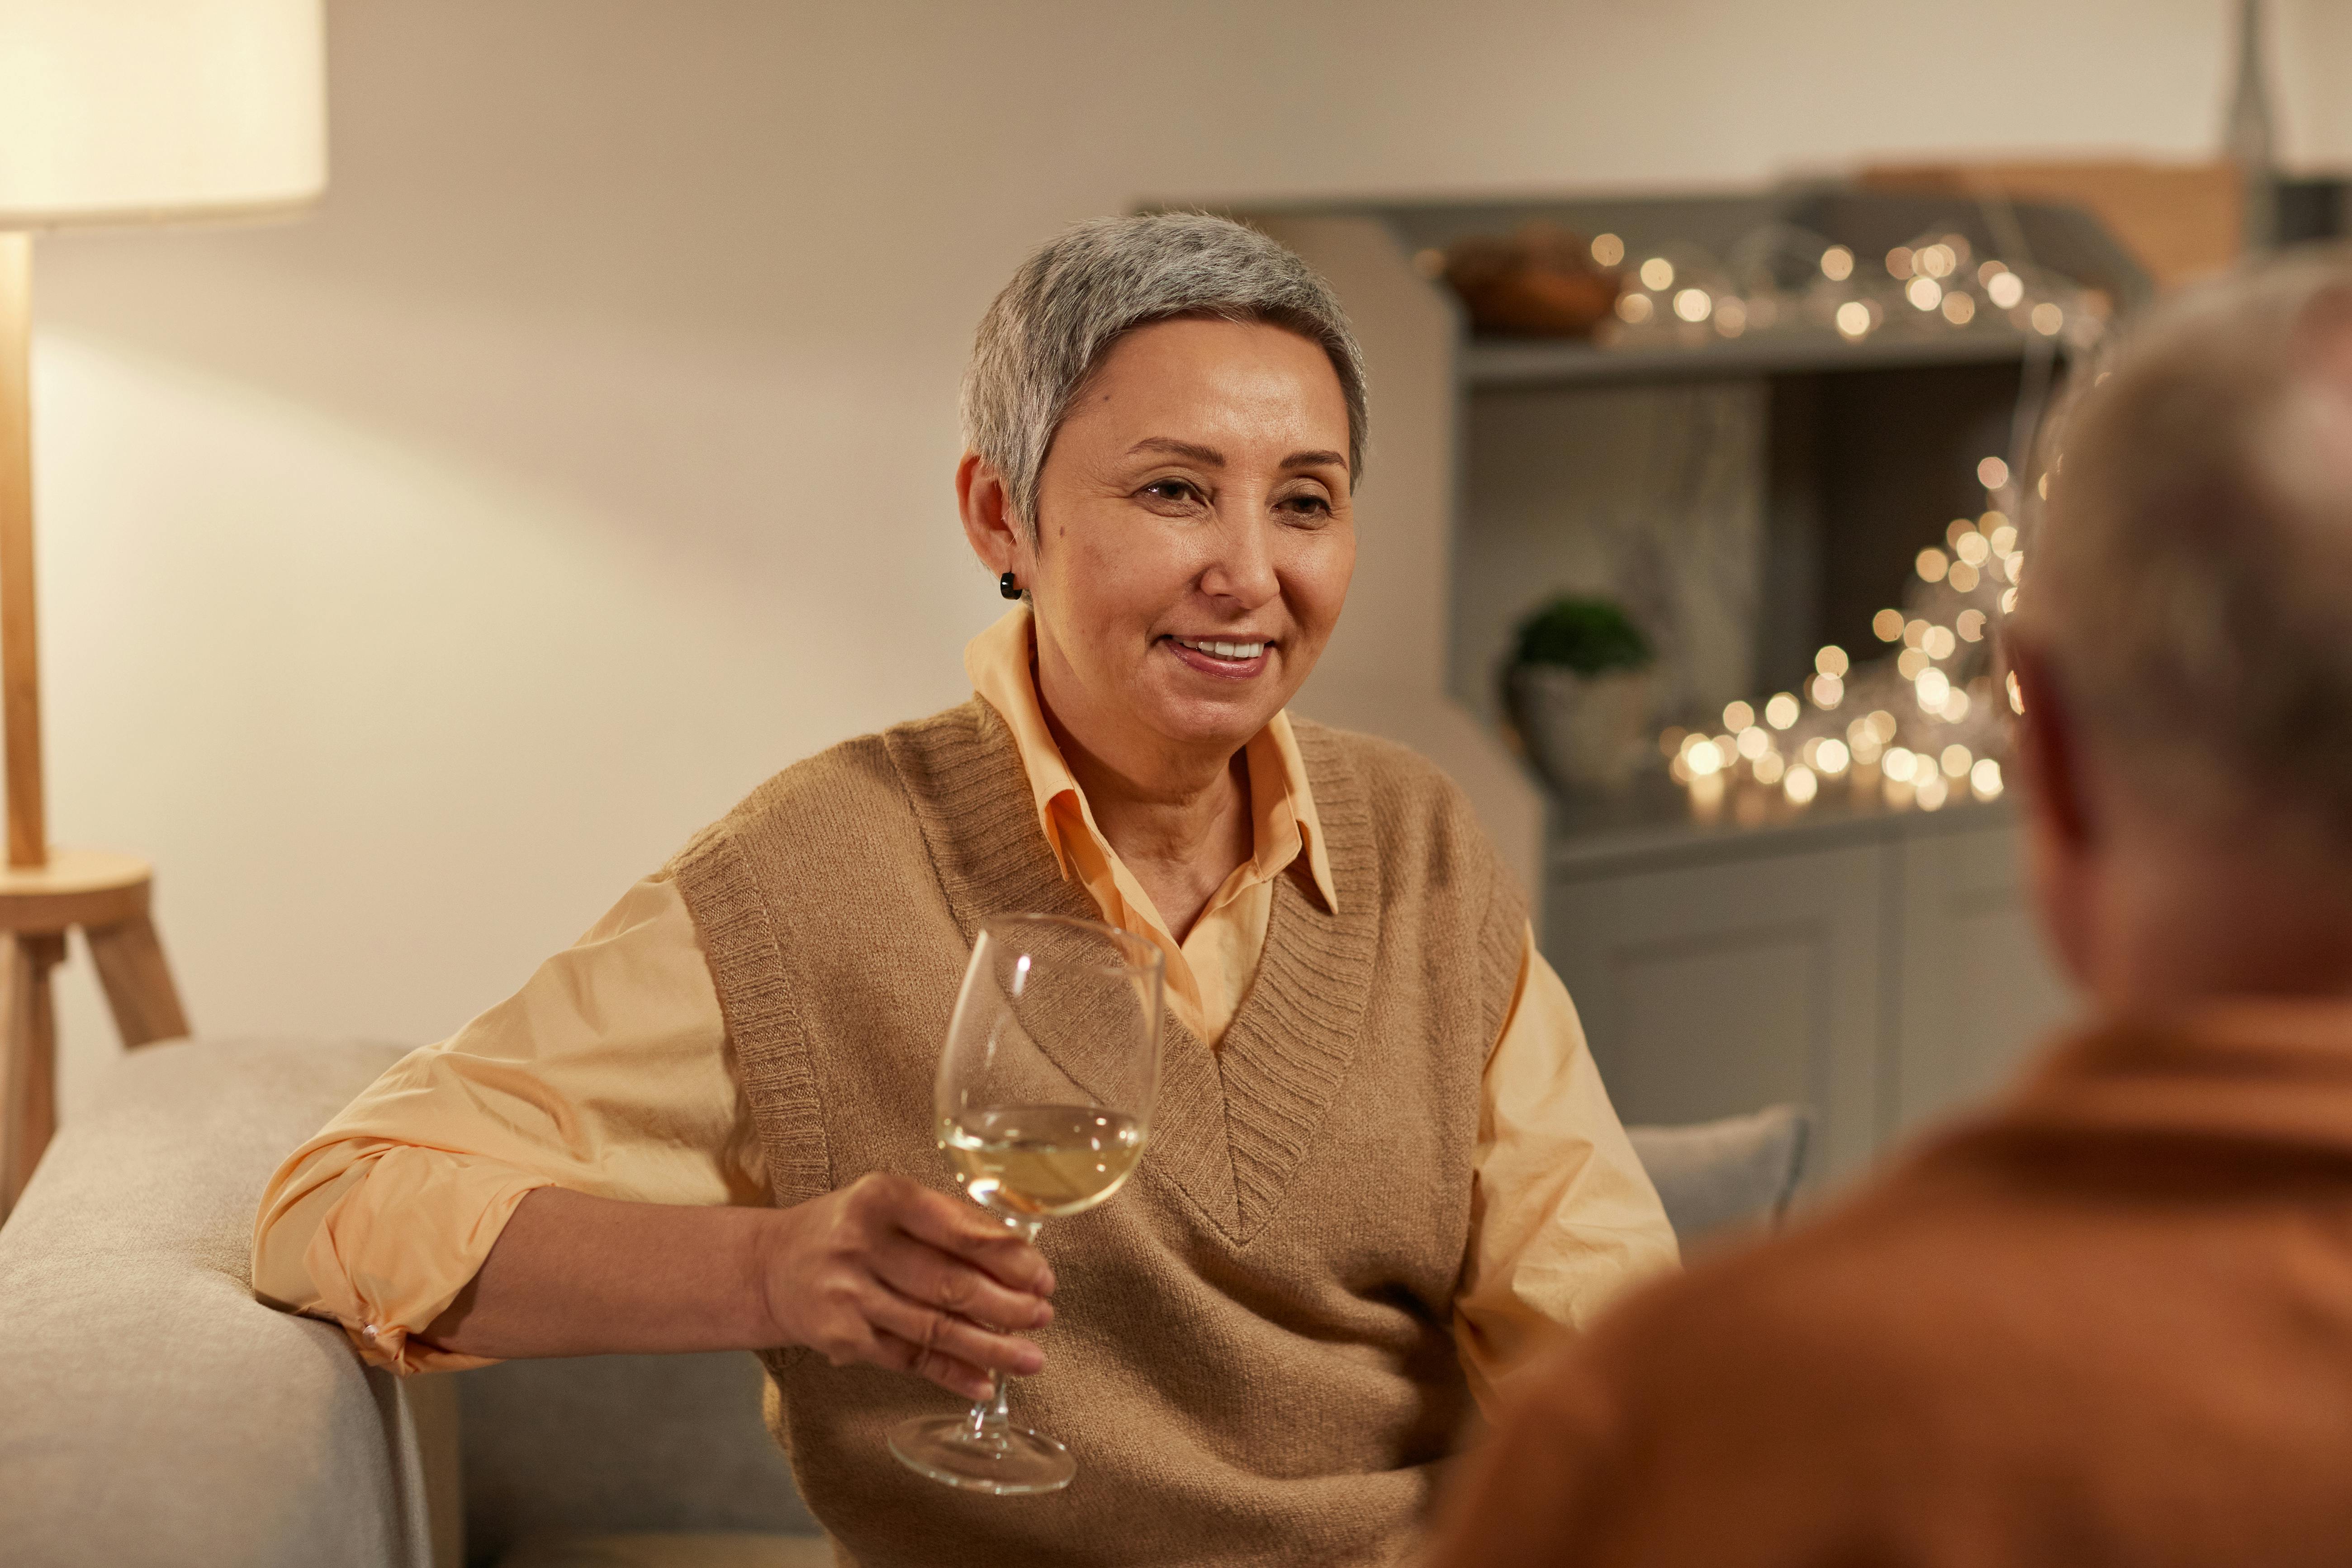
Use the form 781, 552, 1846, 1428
1198, 513, 1280, 607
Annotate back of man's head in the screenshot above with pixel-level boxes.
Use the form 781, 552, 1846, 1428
2020, 249, 2352, 847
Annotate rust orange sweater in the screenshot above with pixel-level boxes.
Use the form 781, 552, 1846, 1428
1429, 1001, 2352, 1568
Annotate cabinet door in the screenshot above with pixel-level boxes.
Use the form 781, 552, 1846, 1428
1893, 823, 2078, 1132
1546, 843, 1886, 1182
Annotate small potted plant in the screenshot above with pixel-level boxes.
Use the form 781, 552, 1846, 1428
1505, 596, 1655, 792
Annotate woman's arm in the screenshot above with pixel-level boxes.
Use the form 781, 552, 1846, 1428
1454, 924, 1681, 1411
424, 1175, 1053, 1401
254, 873, 1049, 1396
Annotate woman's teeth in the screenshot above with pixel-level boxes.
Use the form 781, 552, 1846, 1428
1173, 637, 1266, 660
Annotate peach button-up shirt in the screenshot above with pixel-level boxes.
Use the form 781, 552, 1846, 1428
253, 606, 1677, 1407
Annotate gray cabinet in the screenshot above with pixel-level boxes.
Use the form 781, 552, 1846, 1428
1545, 802, 2075, 1186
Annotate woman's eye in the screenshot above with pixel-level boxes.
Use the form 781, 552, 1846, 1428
1281, 494, 1333, 520
1141, 480, 1197, 504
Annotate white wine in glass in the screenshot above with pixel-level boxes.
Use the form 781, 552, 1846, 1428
888, 914, 1163, 1495
940, 1104, 1147, 1219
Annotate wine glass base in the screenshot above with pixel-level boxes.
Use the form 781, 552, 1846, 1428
888, 1412, 1076, 1495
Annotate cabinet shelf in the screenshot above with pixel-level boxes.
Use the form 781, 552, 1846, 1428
1463, 323, 2055, 388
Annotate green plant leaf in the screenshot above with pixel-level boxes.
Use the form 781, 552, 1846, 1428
1512, 596, 1654, 676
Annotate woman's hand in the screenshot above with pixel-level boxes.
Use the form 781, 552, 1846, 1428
761, 1173, 1056, 1401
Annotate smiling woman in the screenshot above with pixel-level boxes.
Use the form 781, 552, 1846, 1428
249, 213, 1677, 1568
965, 313, 1358, 940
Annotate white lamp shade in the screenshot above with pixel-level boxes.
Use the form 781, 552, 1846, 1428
0, 0, 326, 229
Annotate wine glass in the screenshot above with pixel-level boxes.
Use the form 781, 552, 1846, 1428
887, 913, 1163, 1495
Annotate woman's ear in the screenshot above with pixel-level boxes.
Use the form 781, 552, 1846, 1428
957, 452, 1027, 582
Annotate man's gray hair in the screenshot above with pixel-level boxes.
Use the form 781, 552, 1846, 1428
2020, 245, 2352, 835
962, 213, 1369, 540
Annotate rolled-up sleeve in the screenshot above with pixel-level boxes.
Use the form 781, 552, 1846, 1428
251, 873, 761, 1373
1454, 924, 1680, 1412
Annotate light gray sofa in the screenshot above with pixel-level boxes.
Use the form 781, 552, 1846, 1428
0, 1039, 1806, 1568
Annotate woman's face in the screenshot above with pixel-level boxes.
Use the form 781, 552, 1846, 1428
1001, 316, 1356, 776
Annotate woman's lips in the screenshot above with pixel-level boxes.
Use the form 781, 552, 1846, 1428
1164, 635, 1271, 679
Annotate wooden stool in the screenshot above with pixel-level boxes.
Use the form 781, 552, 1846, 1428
0, 848, 188, 1214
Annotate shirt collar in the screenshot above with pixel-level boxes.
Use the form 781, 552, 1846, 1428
963, 602, 1338, 912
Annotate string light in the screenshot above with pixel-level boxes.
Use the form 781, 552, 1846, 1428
1617, 218, 2098, 823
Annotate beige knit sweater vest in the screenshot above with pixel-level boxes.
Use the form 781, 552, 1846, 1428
669, 699, 1525, 1568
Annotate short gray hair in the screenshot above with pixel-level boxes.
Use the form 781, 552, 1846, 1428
961, 213, 1369, 540
2020, 245, 2352, 835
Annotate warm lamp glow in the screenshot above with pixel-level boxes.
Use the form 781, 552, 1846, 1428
0, 0, 326, 228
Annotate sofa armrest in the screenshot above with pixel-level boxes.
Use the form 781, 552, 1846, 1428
0, 1037, 440, 1568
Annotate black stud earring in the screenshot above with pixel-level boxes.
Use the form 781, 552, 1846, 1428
999, 572, 1022, 600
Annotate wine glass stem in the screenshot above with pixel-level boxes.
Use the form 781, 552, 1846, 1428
965, 1215, 1043, 1439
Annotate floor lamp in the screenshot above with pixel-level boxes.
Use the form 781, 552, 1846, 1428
0, 0, 327, 1216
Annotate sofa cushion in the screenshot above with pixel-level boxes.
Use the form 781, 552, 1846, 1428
1626, 1103, 1812, 1248
461, 1351, 818, 1561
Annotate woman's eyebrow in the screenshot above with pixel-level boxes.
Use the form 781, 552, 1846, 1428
1282, 450, 1348, 472
1127, 437, 1224, 466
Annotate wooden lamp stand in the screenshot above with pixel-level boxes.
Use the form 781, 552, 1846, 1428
0, 234, 190, 1218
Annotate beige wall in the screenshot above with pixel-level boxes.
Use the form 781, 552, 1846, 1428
28, 0, 2340, 1117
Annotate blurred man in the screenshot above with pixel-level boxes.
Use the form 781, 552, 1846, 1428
1426, 251, 2352, 1567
